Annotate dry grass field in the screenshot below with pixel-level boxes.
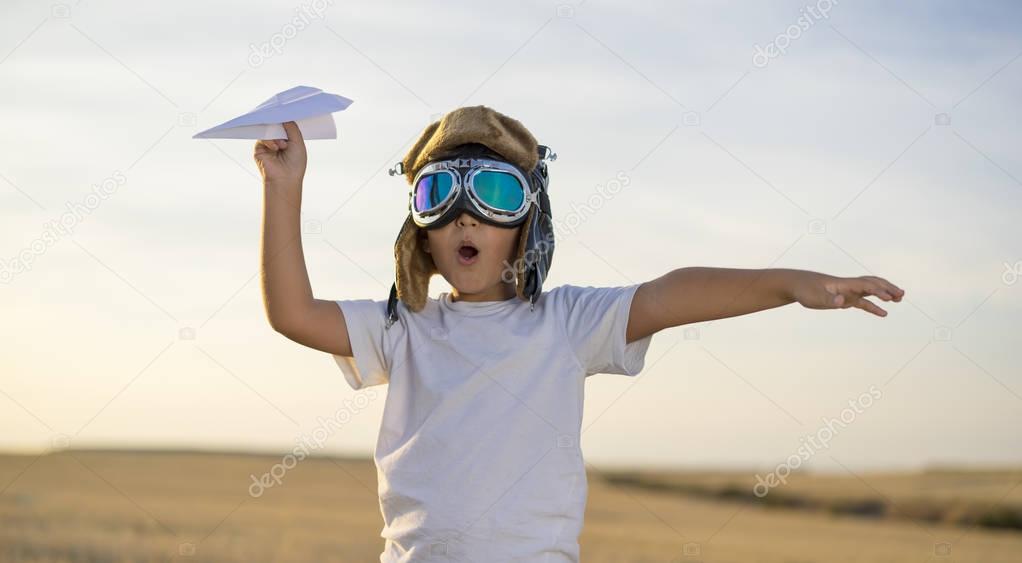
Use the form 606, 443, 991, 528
1, 450, 1020, 562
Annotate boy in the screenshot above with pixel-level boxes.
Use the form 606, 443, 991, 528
255, 107, 904, 562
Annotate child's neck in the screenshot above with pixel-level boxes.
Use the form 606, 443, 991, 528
450, 283, 516, 303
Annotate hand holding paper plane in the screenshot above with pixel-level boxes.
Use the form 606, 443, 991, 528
193, 85, 353, 140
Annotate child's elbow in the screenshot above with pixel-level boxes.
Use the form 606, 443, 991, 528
266, 310, 295, 335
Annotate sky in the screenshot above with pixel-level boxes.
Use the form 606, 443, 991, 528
1, 0, 1020, 473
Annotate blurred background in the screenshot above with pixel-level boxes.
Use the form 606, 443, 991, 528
1, 0, 1020, 561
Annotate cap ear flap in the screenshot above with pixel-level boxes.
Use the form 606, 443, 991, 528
395, 215, 437, 311
513, 206, 536, 301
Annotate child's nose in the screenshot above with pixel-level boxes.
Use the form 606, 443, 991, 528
456, 212, 478, 227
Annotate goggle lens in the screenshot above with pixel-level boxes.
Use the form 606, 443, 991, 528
413, 173, 453, 213
472, 171, 525, 212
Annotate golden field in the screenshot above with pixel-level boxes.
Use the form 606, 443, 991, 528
1, 450, 1020, 562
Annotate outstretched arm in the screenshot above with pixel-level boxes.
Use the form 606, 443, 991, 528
257, 121, 353, 356
626, 267, 905, 344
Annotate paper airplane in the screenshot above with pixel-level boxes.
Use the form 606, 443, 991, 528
192, 85, 353, 140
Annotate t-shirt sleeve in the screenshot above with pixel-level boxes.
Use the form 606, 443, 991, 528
331, 299, 392, 390
552, 283, 655, 377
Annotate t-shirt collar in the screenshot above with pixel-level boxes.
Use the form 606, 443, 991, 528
438, 292, 520, 316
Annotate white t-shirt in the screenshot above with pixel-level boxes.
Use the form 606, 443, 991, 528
332, 283, 654, 562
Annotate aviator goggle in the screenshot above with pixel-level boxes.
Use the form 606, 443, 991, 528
405, 158, 536, 229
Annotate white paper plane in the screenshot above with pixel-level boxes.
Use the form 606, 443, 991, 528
193, 85, 353, 140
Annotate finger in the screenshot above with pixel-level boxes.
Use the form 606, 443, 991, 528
884, 280, 905, 300
276, 139, 287, 150
254, 142, 277, 164
854, 296, 887, 317
867, 276, 905, 300
848, 279, 892, 302
255, 139, 279, 153
865, 283, 895, 301
282, 121, 304, 144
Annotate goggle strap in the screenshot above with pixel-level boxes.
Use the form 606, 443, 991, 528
428, 158, 508, 170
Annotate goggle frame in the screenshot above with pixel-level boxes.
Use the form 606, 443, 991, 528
408, 157, 536, 229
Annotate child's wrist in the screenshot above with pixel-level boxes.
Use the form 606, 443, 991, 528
264, 177, 302, 190
773, 268, 807, 303
263, 179, 303, 209
264, 179, 303, 202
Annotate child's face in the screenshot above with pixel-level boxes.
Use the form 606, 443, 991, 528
423, 212, 521, 300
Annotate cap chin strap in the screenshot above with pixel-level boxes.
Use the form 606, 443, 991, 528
386, 283, 399, 328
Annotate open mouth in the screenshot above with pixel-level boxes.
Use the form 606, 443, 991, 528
457, 242, 479, 265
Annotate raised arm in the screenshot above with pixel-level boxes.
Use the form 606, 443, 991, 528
626, 267, 905, 344
256, 121, 352, 357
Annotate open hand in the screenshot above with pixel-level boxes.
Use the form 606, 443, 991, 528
792, 273, 905, 317
253, 121, 307, 187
